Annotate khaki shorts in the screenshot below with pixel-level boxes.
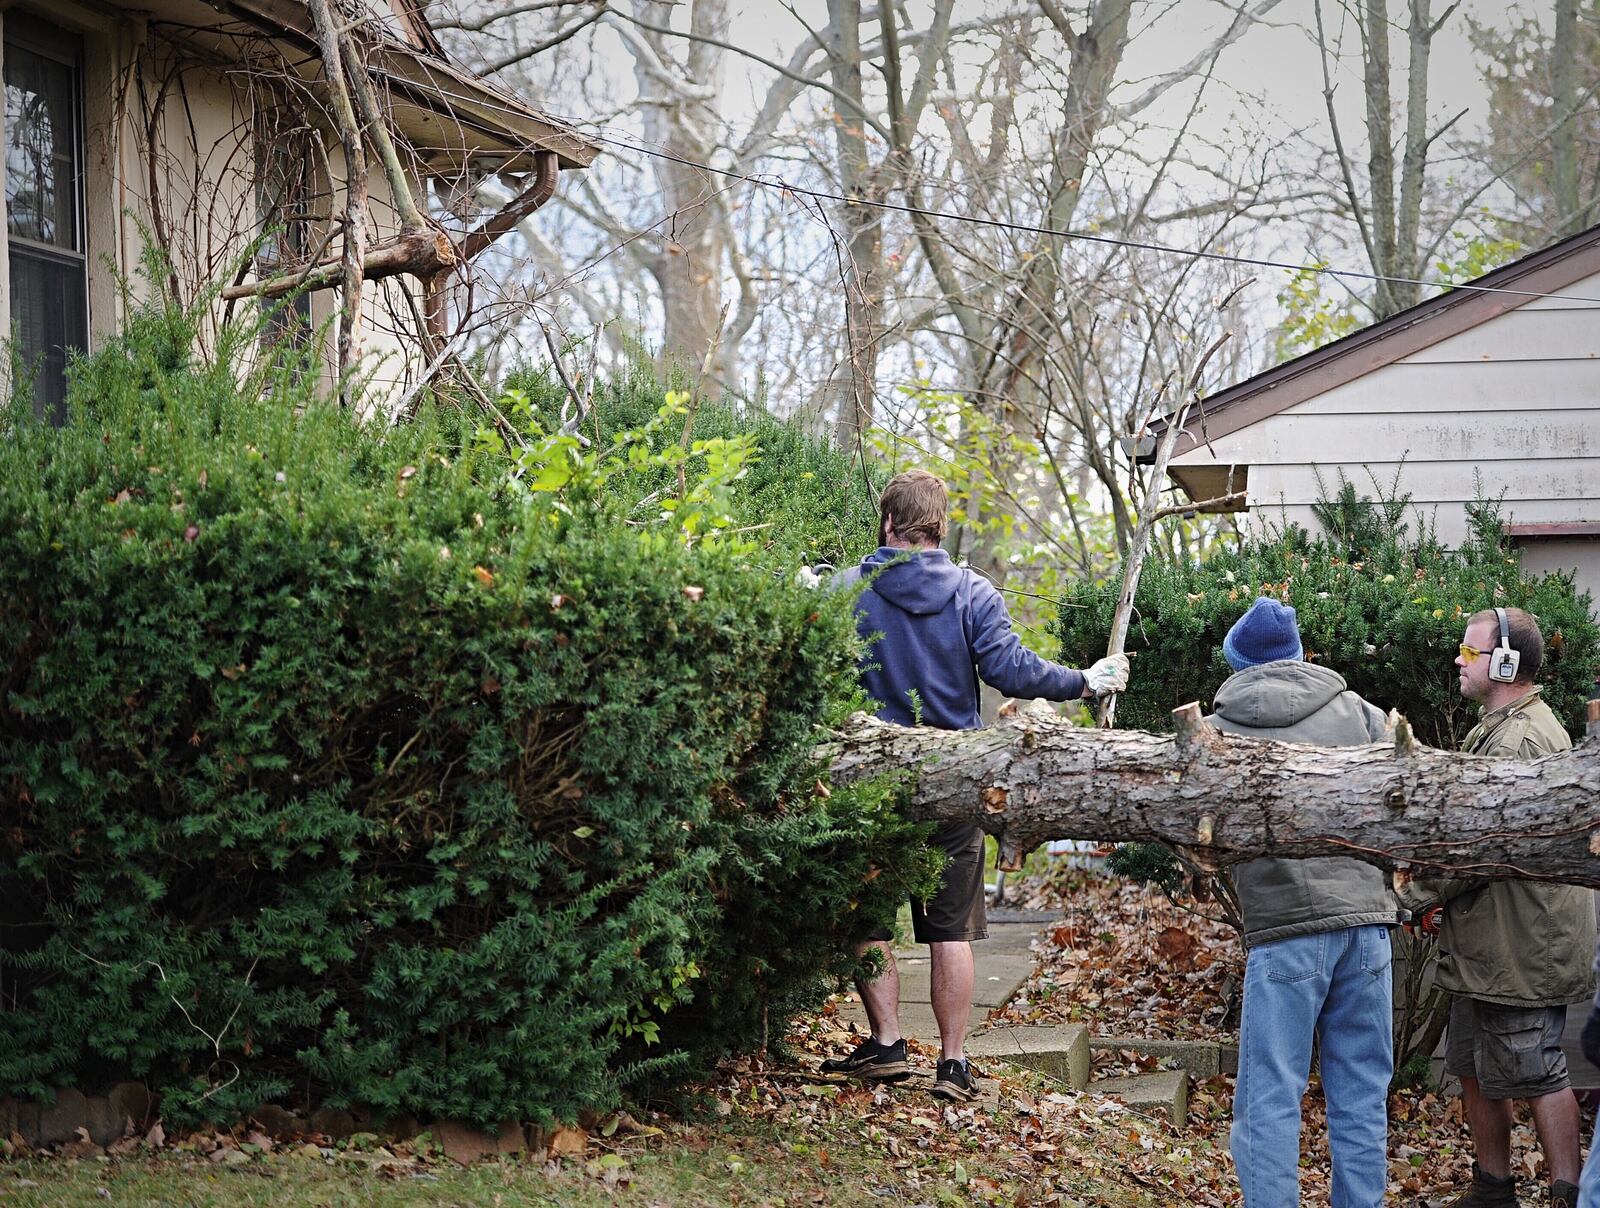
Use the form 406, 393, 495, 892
1444, 995, 1570, 1100
865, 823, 989, 945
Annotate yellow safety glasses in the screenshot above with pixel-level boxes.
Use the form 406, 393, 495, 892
1458, 643, 1488, 663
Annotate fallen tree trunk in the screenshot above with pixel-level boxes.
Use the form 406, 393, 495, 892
822, 701, 1600, 888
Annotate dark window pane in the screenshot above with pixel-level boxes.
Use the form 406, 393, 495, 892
10, 246, 85, 423
5, 17, 85, 421
5, 41, 78, 250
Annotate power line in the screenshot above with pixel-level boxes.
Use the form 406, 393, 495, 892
370, 66, 1600, 308
582, 130, 1600, 308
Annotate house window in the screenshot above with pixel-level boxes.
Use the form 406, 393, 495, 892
4, 14, 86, 423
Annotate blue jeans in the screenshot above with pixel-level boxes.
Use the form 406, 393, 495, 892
1580, 1118, 1600, 1207
1231, 925, 1394, 1207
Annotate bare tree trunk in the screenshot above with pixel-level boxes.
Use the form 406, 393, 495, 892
1362, 0, 1401, 317
959, 0, 1133, 586
825, 0, 885, 456
632, 0, 735, 386
1551, 0, 1581, 235
823, 702, 1600, 887
981, 0, 1133, 406
1394, 0, 1437, 307
308, 0, 368, 391
1324, 0, 1459, 320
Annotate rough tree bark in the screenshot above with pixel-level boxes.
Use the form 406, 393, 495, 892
626, 0, 737, 385
822, 701, 1600, 888
823, 0, 887, 456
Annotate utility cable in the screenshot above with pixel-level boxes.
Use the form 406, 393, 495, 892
368, 66, 1600, 306
581, 129, 1600, 308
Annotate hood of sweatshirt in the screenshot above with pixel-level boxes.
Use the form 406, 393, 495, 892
858, 547, 964, 616
1210, 660, 1349, 730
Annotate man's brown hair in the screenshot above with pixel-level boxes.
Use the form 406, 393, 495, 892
879, 470, 948, 547
1467, 606, 1544, 683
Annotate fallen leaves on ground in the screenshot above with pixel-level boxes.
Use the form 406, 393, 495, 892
2, 867, 1590, 1205
981, 865, 1592, 1206
992, 868, 1242, 1040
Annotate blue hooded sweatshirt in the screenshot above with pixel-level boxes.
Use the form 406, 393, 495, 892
846, 547, 1085, 730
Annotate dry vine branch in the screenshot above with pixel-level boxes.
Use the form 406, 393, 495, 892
1153, 490, 1247, 520
306, 0, 370, 387
220, 228, 456, 301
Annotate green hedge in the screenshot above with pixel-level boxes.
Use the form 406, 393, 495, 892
1055, 510, 1600, 747
0, 309, 932, 1128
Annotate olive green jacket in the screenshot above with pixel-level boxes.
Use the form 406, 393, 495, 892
1398, 688, 1596, 1007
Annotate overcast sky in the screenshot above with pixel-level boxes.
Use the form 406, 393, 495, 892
566, 0, 1531, 206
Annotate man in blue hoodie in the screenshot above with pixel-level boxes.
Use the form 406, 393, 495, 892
820, 469, 1129, 1102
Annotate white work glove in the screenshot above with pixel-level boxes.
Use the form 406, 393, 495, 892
794, 565, 823, 589
1083, 653, 1130, 697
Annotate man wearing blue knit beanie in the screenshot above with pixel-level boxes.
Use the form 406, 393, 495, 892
1209, 597, 1403, 1208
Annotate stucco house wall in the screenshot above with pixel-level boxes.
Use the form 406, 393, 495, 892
2, 0, 593, 415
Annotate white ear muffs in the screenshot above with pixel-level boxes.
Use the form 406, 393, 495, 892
1489, 606, 1522, 684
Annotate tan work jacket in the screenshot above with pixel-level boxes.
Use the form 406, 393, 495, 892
1399, 688, 1596, 1007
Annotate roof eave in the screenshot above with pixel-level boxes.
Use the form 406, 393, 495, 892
372, 50, 599, 170
1152, 222, 1600, 455
219, 0, 599, 170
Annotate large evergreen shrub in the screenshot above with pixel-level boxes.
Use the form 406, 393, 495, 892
0, 308, 931, 1128
499, 362, 883, 567
1056, 505, 1599, 748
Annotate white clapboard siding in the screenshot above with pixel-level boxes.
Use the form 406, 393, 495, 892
1403, 306, 1600, 363
1243, 461, 1600, 512
1173, 261, 1600, 610
1245, 502, 1600, 549
1193, 412, 1600, 463
1285, 358, 1600, 413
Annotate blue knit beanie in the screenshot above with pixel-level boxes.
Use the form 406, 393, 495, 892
1223, 597, 1303, 671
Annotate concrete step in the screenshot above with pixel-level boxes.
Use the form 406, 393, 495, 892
985, 908, 1064, 926
1088, 1069, 1189, 1128
1089, 1035, 1238, 1079
966, 1024, 1091, 1091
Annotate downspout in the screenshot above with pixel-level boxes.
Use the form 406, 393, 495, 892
425, 148, 559, 341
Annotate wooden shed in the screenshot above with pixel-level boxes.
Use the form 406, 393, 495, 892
1160, 224, 1600, 616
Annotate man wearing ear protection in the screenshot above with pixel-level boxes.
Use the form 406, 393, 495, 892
1398, 607, 1594, 1208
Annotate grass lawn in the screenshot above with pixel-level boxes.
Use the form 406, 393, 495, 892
1, 1067, 1168, 1208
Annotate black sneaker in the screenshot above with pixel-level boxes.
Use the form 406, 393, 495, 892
1441, 1162, 1519, 1207
929, 1057, 979, 1102
819, 1037, 910, 1082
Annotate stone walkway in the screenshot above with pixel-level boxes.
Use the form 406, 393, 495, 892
834, 910, 1044, 1049
829, 907, 1204, 1125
